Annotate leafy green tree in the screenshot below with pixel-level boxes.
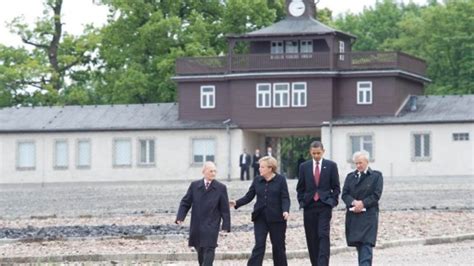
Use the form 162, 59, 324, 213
333, 0, 473, 94
316, 7, 333, 25
334, 0, 405, 51
0, 0, 100, 106
388, 0, 474, 94
95, 1, 183, 103
95, 0, 281, 103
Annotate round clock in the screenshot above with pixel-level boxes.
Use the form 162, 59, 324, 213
289, 0, 306, 17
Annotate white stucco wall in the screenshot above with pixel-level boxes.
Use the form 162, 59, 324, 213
0, 129, 244, 183
322, 123, 474, 177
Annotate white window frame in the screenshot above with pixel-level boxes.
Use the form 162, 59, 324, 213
76, 139, 91, 169
339, 41, 345, 61
273, 83, 290, 108
271, 41, 284, 59
113, 138, 132, 167
453, 132, 470, 141
271, 41, 284, 54
200, 85, 215, 109
291, 82, 307, 107
412, 132, 431, 161
256, 83, 272, 108
348, 133, 375, 162
138, 138, 156, 167
357, 81, 373, 105
191, 138, 216, 165
53, 139, 69, 170
300, 40, 313, 58
285, 40, 299, 59
16, 140, 36, 170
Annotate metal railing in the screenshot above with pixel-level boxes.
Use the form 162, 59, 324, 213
176, 51, 426, 76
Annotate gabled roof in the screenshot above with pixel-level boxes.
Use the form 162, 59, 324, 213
231, 17, 356, 39
0, 103, 233, 133
327, 95, 474, 126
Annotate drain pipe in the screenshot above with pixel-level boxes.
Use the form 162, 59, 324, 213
329, 120, 333, 160
223, 119, 232, 181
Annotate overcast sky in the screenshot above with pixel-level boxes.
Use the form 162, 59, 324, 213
0, 0, 428, 47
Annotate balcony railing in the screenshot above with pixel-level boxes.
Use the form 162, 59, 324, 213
176, 51, 427, 77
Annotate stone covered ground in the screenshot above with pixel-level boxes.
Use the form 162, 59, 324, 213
0, 175, 473, 264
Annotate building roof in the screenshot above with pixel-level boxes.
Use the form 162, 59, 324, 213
0, 103, 234, 133
233, 17, 356, 39
327, 95, 474, 126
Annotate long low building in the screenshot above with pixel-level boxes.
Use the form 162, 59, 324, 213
0, 103, 244, 183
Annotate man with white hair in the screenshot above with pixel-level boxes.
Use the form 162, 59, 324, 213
342, 151, 383, 266
176, 162, 231, 266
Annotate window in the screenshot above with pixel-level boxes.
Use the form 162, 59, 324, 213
292, 82, 307, 107
256, 83, 271, 108
300, 40, 313, 53
273, 83, 290, 108
54, 140, 68, 169
285, 40, 299, 59
300, 40, 313, 58
77, 139, 91, 168
200, 85, 215, 109
17, 141, 35, 170
339, 41, 345, 61
271, 41, 284, 54
271, 41, 284, 59
412, 133, 431, 161
113, 139, 132, 167
349, 135, 373, 161
357, 81, 373, 105
192, 139, 216, 164
139, 139, 155, 165
453, 133, 470, 141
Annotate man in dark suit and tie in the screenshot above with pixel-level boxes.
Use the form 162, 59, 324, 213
252, 148, 261, 178
342, 150, 383, 266
176, 162, 231, 266
296, 141, 340, 266
239, 149, 251, 181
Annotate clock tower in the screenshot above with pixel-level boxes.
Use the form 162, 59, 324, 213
286, 0, 316, 18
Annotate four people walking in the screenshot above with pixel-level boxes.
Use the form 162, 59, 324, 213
176, 143, 383, 266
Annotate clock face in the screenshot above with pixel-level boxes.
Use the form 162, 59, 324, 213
289, 1, 306, 17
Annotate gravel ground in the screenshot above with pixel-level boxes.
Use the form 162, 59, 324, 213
0, 176, 473, 219
162, 240, 474, 266
0, 210, 472, 256
9, 240, 472, 265
0, 175, 472, 262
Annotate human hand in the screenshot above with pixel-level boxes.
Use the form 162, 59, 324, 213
175, 220, 183, 225
229, 200, 236, 208
283, 212, 289, 220
353, 200, 364, 212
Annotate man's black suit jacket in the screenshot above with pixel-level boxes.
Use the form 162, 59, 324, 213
176, 179, 231, 248
239, 154, 251, 167
296, 159, 341, 209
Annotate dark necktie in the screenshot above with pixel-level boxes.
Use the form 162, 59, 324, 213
205, 181, 210, 190
313, 161, 320, 201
